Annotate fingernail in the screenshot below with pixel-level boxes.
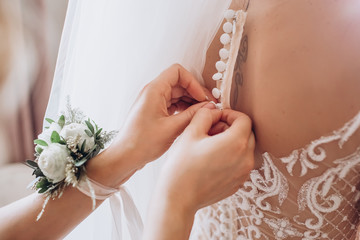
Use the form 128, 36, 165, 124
205, 96, 209, 101
202, 101, 216, 109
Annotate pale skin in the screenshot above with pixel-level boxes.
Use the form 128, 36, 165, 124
203, 0, 360, 237
0, 64, 255, 240
204, 0, 360, 164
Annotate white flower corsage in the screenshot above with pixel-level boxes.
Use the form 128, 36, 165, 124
26, 103, 117, 220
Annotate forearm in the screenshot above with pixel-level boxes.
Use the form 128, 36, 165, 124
0, 186, 101, 240
143, 188, 196, 240
0, 146, 141, 240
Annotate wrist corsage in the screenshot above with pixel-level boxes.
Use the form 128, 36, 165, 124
26, 103, 117, 220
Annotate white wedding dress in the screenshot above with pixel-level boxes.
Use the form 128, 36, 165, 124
45, 0, 360, 239
191, 112, 360, 239
46, 0, 232, 239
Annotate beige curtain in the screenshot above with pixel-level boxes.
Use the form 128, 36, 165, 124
0, 0, 67, 165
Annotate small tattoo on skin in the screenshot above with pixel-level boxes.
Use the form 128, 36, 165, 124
232, 72, 244, 107
244, 0, 250, 11
239, 35, 248, 62
231, 34, 248, 108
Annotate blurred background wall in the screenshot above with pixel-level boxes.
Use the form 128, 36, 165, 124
0, 0, 68, 206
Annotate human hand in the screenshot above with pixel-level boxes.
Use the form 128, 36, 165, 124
113, 64, 214, 164
156, 108, 255, 213
87, 64, 215, 187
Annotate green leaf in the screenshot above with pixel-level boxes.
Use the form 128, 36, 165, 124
35, 146, 44, 154
85, 120, 94, 134
84, 129, 93, 137
26, 160, 38, 169
95, 128, 103, 137
80, 140, 86, 153
33, 168, 45, 177
75, 158, 87, 167
38, 187, 48, 194
98, 141, 104, 149
50, 131, 61, 143
34, 139, 48, 147
36, 178, 48, 189
45, 118, 55, 124
58, 115, 65, 128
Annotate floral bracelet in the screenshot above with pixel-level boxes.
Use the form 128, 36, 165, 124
26, 102, 117, 220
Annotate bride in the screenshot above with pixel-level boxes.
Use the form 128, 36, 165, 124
46, 0, 360, 239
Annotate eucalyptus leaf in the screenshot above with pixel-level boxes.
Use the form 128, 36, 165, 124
34, 139, 48, 147
50, 131, 61, 143
36, 178, 48, 189
58, 115, 65, 128
38, 187, 48, 194
35, 146, 43, 154
95, 128, 103, 137
80, 140, 86, 153
84, 129, 93, 137
85, 120, 94, 134
75, 158, 87, 167
26, 160, 38, 169
34, 168, 45, 178
45, 118, 55, 124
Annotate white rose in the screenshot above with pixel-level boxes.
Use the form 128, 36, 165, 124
38, 143, 69, 183
37, 122, 62, 145
60, 123, 95, 152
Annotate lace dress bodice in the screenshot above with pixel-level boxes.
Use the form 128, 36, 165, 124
191, 112, 360, 240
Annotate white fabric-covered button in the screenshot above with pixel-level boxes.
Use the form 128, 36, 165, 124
224, 9, 235, 20
212, 72, 222, 81
219, 48, 229, 60
212, 88, 221, 99
220, 33, 231, 45
223, 22, 233, 33
216, 61, 226, 72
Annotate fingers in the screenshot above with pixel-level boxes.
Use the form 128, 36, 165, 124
167, 102, 208, 134
167, 101, 191, 115
208, 121, 230, 136
155, 64, 209, 102
184, 108, 222, 137
218, 109, 252, 140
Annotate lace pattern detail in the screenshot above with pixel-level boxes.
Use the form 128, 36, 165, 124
191, 112, 360, 240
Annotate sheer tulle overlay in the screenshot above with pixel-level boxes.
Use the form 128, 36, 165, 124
46, 0, 360, 239
45, 0, 231, 239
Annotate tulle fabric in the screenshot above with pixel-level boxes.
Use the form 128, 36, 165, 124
45, 0, 231, 239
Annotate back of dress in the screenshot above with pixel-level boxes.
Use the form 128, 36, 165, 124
193, 0, 360, 239
191, 112, 360, 239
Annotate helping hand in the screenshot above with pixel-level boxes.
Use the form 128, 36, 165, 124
156, 108, 255, 213
114, 64, 214, 164
88, 64, 214, 187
